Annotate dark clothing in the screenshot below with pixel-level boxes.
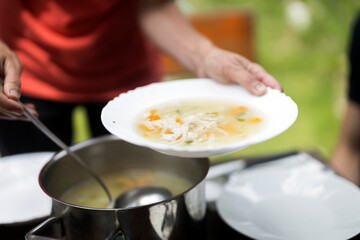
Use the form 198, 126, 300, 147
0, 96, 109, 156
349, 12, 360, 105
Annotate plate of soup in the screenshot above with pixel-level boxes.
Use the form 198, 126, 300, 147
101, 78, 298, 157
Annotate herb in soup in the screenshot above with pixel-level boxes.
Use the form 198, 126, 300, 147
137, 99, 264, 147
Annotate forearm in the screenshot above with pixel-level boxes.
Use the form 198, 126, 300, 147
137, 1, 213, 76
331, 101, 360, 186
137, 0, 281, 95
332, 143, 360, 186
341, 101, 360, 152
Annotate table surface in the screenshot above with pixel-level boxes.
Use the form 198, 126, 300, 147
1, 151, 359, 240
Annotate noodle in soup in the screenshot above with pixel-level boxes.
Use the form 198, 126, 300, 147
136, 99, 264, 147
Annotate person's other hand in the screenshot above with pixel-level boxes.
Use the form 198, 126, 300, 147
197, 46, 282, 96
0, 40, 37, 120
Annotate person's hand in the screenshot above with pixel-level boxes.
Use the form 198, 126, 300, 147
197, 45, 282, 95
137, 1, 280, 95
0, 40, 37, 120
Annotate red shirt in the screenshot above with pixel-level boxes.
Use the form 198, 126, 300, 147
0, 0, 161, 103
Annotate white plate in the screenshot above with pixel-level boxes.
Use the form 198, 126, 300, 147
216, 166, 360, 240
101, 78, 298, 157
0, 152, 54, 224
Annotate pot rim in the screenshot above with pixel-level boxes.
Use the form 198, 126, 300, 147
38, 135, 210, 211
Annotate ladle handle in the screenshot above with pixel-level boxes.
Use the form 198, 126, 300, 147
20, 101, 71, 153
19, 100, 113, 203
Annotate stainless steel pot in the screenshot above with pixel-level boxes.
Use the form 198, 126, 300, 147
25, 135, 209, 240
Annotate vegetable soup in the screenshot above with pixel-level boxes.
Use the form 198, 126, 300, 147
136, 99, 264, 147
60, 169, 192, 208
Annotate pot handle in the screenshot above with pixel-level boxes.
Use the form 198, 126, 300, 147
25, 217, 65, 240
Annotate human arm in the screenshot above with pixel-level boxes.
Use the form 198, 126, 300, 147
0, 39, 37, 120
331, 101, 360, 186
137, 0, 282, 95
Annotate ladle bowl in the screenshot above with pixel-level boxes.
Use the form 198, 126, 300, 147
114, 185, 172, 209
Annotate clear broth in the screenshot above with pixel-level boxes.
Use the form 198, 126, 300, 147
60, 169, 192, 208
137, 99, 264, 147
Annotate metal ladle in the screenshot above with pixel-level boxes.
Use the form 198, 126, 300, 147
18, 101, 113, 206
114, 185, 172, 208
20, 101, 172, 209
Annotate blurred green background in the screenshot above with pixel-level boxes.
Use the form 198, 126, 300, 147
73, 0, 360, 161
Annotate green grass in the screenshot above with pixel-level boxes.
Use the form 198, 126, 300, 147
184, 0, 360, 161
72, 105, 91, 143
73, 0, 360, 161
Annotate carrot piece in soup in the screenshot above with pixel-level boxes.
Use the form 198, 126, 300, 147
138, 123, 153, 131
136, 174, 152, 186
249, 117, 262, 123
147, 109, 160, 121
176, 117, 182, 125
165, 129, 173, 134
229, 106, 247, 115
150, 114, 161, 121
220, 123, 240, 134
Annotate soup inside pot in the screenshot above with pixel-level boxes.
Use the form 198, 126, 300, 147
59, 168, 193, 208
